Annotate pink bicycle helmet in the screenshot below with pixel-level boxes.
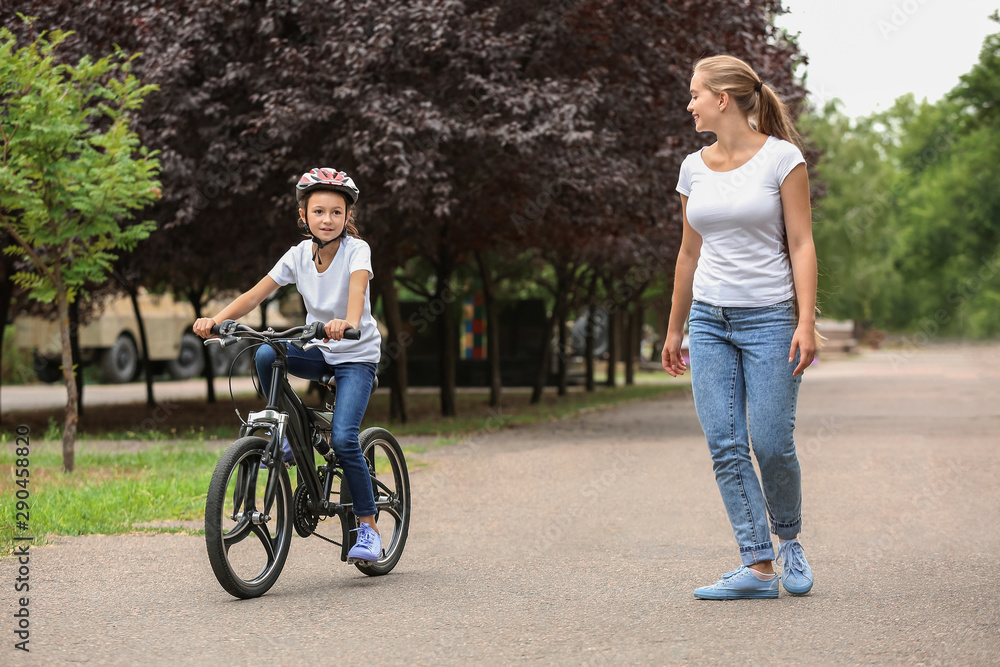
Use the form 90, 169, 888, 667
295, 167, 359, 205
294, 168, 360, 265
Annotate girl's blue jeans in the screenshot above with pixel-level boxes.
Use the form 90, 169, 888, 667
254, 345, 378, 518
688, 298, 803, 566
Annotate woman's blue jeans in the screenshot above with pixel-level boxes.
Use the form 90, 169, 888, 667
688, 299, 803, 566
254, 345, 378, 518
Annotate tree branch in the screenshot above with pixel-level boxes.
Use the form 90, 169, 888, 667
396, 275, 433, 299
0, 213, 60, 287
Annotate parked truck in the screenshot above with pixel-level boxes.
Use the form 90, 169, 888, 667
13, 291, 277, 384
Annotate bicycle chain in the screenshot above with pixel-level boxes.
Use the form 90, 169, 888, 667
292, 482, 318, 538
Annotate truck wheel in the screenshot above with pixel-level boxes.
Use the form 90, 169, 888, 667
226, 341, 252, 376
101, 334, 139, 384
166, 333, 205, 380
33, 352, 63, 383
210, 344, 232, 377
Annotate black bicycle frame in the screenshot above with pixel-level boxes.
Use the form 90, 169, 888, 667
239, 342, 348, 533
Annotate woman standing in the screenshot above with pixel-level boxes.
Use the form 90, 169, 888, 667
662, 55, 817, 599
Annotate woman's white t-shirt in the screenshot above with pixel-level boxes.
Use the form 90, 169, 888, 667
676, 135, 805, 307
268, 237, 382, 366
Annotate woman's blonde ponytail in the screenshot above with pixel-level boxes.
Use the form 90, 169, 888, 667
694, 55, 801, 149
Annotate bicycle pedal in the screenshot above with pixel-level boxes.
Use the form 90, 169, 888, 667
346, 557, 377, 566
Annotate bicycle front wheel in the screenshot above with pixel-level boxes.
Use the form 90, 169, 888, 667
345, 427, 411, 576
205, 436, 293, 598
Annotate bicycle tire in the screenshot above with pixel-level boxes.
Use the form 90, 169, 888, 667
205, 436, 293, 599
343, 427, 410, 576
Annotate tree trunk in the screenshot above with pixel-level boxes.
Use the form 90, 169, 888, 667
624, 305, 636, 386
530, 305, 556, 405
374, 263, 408, 424
69, 297, 84, 417
0, 256, 14, 426
56, 283, 78, 472
435, 259, 457, 418
531, 269, 568, 404
557, 314, 568, 396
128, 287, 156, 406
475, 251, 502, 408
584, 274, 596, 393
606, 302, 619, 388
188, 288, 215, 403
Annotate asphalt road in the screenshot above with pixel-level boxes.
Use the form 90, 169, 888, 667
3, 343, 999, 665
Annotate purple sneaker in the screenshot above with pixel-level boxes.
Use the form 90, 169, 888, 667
347, 523, 382, 564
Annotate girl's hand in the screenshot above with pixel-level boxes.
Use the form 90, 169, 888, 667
661, 331, 687, 377
193, 318, 217, 339
789, 323, 817, 376
324, 318, 356, 342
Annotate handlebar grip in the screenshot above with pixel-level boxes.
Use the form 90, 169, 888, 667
300, 322, 361, 341
210, 319, 238, 336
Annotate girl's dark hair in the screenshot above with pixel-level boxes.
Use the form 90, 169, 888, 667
297, 189, 361, 239
694, 55, 802, 149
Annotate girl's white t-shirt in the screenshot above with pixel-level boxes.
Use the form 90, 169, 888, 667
676, 135, 805, 307
268, 237, 381, 366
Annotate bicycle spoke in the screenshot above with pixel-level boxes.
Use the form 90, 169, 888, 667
222, 516, 253, 551
372, 477, 395, 496
380, 505, 403, 524
230, 464, 249, 518
244, 463, 261, 506
249, 523, 277, 566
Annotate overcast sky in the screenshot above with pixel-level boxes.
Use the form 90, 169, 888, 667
774, 0, 1000, 118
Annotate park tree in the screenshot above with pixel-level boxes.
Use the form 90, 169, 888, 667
4, 0, 324, 403
889, 17, 1000, 337
803, 14, 1000, 338
4, 0, 809, 429
255, 0, 608, 417
799, 101, 900, 325
506, 0, 806, 397
0, 24, 160, 471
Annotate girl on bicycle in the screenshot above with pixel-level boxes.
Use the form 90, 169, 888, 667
194, 167, 384, 564
661, 55, 817, 599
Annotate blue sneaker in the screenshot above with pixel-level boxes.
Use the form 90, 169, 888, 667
777, 539, 813, 595
694, 566, 779, 600
347, 523, 382, 564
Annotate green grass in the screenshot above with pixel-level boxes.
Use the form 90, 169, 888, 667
0, 443, 220, 555
0, 381, 688, 554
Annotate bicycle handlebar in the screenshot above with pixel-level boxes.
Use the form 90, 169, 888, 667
207, 320, 360, 341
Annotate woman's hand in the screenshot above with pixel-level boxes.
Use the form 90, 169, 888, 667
192, 318, 217, 339
324, 318, 356, 342
789, 322, 817, 376
661, 330, 688, 377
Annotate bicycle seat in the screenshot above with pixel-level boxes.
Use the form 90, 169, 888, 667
317, 374, 378, 395
308, 376, 378, 429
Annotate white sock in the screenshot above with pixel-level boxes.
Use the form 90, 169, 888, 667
749, 568, 776, 580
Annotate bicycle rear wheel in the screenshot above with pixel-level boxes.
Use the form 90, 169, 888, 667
205, 436, 293, 598
344, 427, 410, 576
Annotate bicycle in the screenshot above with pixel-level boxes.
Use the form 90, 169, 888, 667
203, 319, 410, 599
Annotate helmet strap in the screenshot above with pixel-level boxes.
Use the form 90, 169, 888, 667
303, 220, 337, 266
